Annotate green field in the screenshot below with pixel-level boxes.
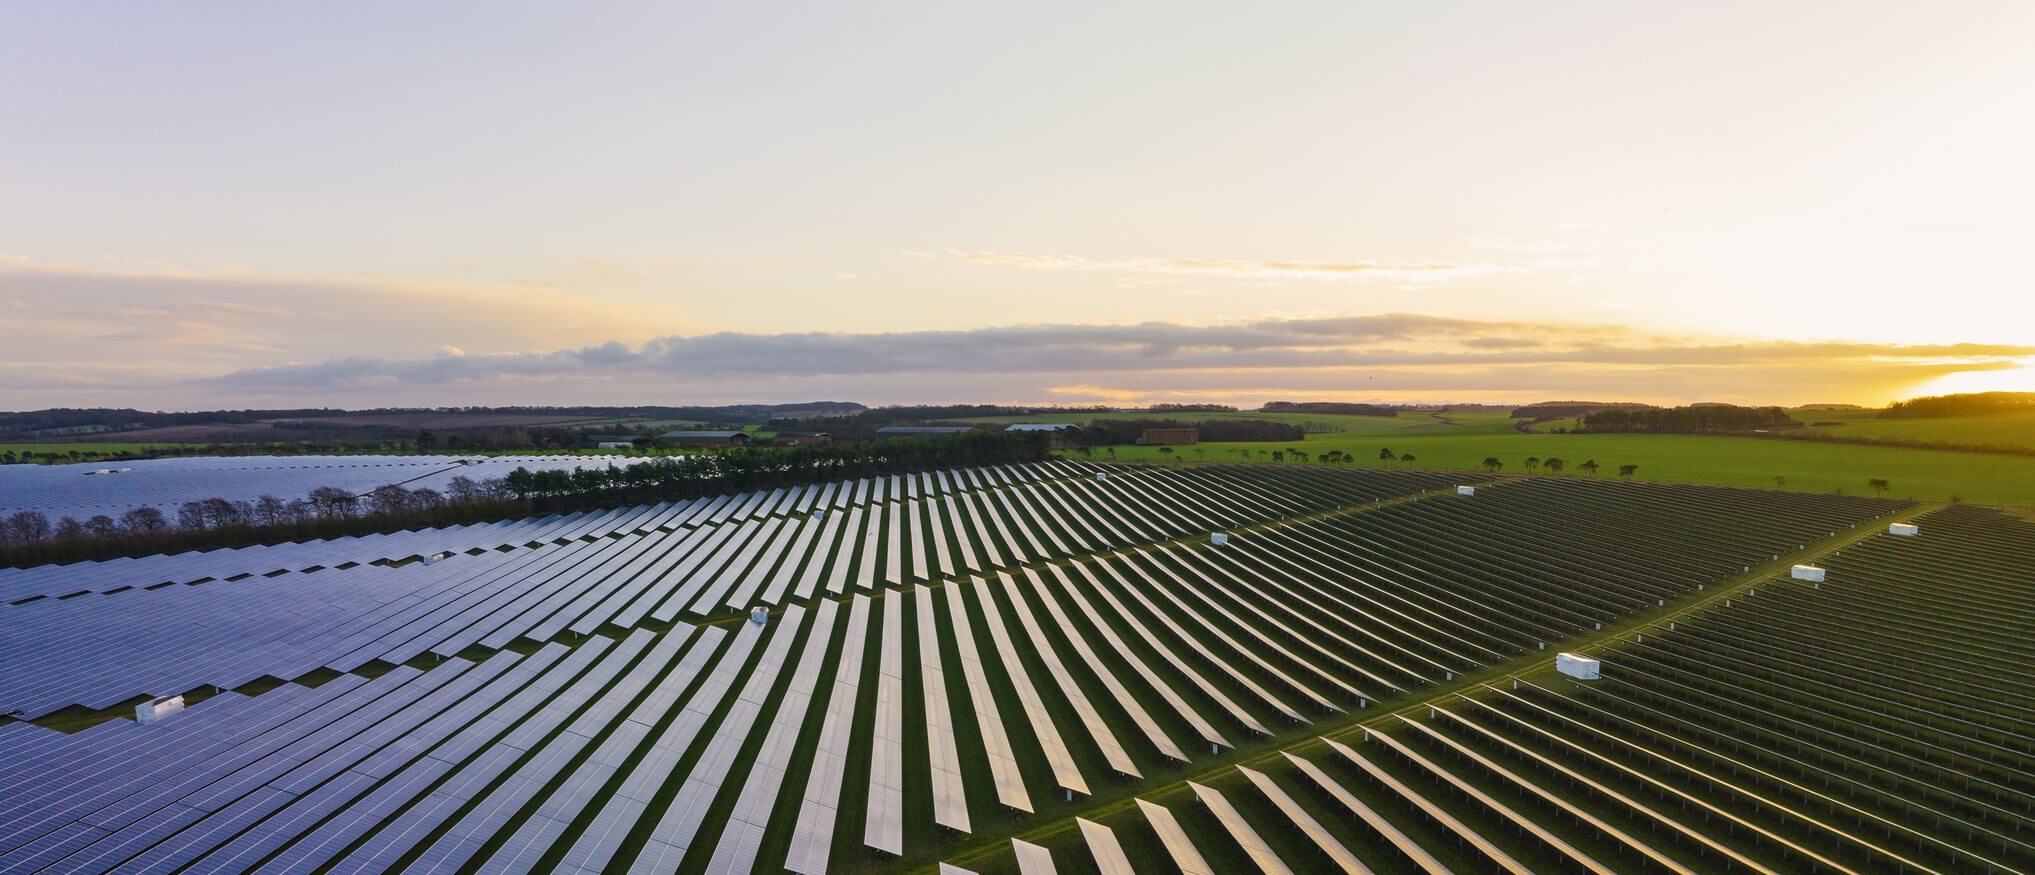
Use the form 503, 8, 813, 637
1079, 431, 2035, 505
963, 408, 1525, 435
1783, 407, 2035, 451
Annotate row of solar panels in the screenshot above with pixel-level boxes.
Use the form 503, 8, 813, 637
0, 463, 1442, 718
0, 474, 1919, 872
0, 460, 1092, 604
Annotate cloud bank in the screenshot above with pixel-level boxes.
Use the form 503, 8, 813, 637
198, 314, 2035, 407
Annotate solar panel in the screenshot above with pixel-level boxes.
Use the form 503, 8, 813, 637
1078, 817, 1135, 875
862, 590, 907, 856
944, 580, 1031, 812
1190, 781, 1293, 875
914, 586, 970, 833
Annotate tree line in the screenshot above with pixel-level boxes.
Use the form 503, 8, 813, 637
1580, 404, 1794, 433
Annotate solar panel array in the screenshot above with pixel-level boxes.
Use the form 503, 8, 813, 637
0, 462, 1457, 719
0, 466, 1924, 873
0, 453, 652, 520
977, 502, 2035, 875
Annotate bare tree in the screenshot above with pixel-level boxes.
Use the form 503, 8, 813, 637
120, 506, 168, 534
177, 501, 211, 532
366, 485, 413, 515
308, 486, 359, 519
254, 495, 290, 527
4, 511, 52, 543
446, 475, 484, 504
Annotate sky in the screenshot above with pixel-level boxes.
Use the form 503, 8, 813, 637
3, 1, 2033, 411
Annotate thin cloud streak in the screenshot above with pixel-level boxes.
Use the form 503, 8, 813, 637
206, 315, 2035, 400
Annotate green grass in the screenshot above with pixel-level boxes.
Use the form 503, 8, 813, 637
1783, 407, 2035, 451
1078, 432, 2035, 506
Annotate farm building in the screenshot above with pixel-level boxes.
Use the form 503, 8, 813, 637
1136, 427, 1199, 445
657, 429, 752, 447
772, 430, 832, 447
582, 434, 640, 449
875, 426, 977, 438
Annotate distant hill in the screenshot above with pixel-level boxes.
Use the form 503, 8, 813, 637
1510, 400, 1656, 419
1795, 403, 1866, 411
1882, 392, 2035, 418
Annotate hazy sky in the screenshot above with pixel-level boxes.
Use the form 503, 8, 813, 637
4, 2, 2033, 409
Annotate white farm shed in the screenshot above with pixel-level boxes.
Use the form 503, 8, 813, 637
1456, 485, 1476, 496
1556, 652, 1600, 680
1791, 564, 1827, 582
1889, 523, 1919, 537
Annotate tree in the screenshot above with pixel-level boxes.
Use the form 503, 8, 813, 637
1524, 456, 1541, 472
1617, 464, 1638, 479
1868, 478, 1890, 496
1378, 448, 1397, 464
366, 485, 413, 515
446, 475, 485, 503
53, 516, 86, 540
1481, 457, 1503, 472
1399, 453, 1416, 466
4, 511, 52, 543
120, 506, 168, 535
1157, 447, 1174, 458
1773, 475, 1787, 489
1579, 459, 1600, 477
253, 495, 290, 527
308, 486, 359, 519
1542, 457, 1566, 474
84, 515, 119, 538
177, 501, 210, 532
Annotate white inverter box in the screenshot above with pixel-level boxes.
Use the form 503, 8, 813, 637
1210, 532, 1230, 546
1889, 523, 1919, 537
1457, 485, 1476, 496
1790, 564, 1827, 582
136, 694, 184, 724
1555, 652, 1600, 680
